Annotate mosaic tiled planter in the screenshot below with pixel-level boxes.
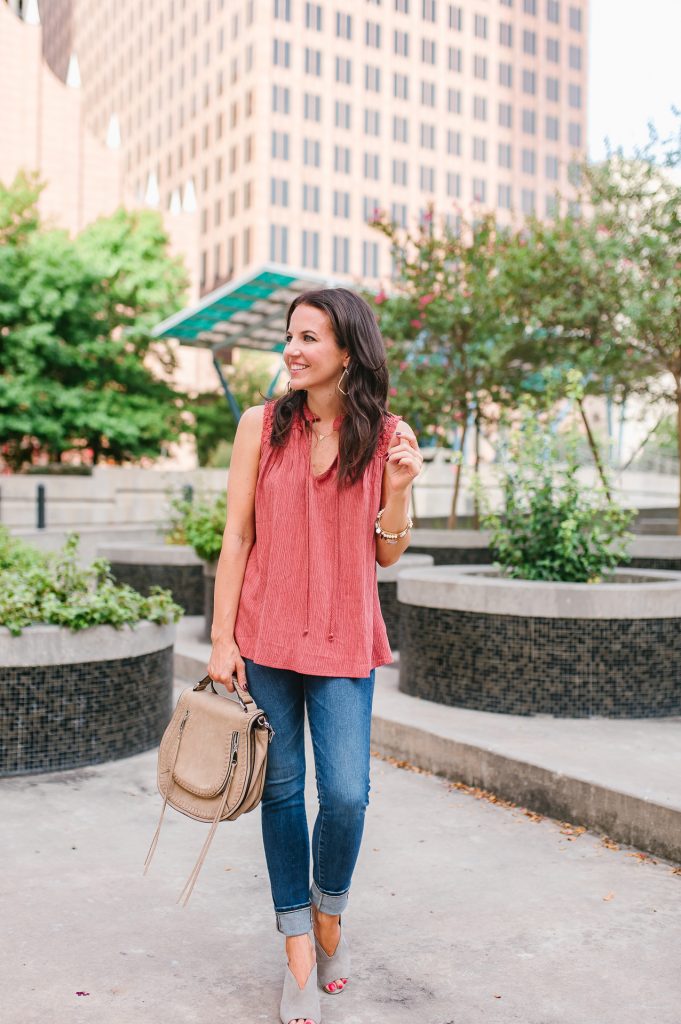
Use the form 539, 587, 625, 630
98, 543, 204, 615
377, 553, 434, 649
0, 621, 175, 776
407, 528, 492, 566
398, 565, 681, 718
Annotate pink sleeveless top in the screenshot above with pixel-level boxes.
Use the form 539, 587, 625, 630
234, 399, 400, 678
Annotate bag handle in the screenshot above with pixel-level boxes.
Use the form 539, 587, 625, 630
194, 673, 253, 711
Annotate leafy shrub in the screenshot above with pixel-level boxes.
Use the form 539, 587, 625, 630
0, 529, 182, 636
165, 492, 226, 563
473, 393, 635, 583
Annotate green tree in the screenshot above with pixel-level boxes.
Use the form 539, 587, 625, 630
367, 205, 522, 527
0, 176, 189, 470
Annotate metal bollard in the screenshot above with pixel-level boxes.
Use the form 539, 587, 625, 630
37, 483, 46, 529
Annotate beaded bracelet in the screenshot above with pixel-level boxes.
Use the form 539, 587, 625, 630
374, 507, 413, 544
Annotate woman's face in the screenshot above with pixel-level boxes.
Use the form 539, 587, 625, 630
284, 304, 348, 392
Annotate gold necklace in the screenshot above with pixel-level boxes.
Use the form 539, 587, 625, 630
311, 425, 336, 443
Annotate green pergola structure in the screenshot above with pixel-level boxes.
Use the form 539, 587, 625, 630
152, 263, 347, 421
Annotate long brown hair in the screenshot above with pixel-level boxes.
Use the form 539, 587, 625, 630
270, 288, 390, 488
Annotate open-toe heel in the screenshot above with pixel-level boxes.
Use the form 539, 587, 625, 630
313, 917, 351, 996
279, 959, 321, 1024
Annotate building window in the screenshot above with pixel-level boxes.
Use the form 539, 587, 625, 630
472, 177, 487, 202
523, 30, 536, 55
365, 64, 382, 91
523, 69, 536, 94
422, 0, 436, 22
364, 152, 381, 179
419, 165, 435, 192
448, 46, 463, 72
568, 160, 582, 186
568, 121, 582, 146
421, 80, 436, 106
547, 0, 560, 22
498, 142, 512, 168
302, 183, 320, 211
422, 39, 437, 63
545, 194, 559, 217
335, 100, 352, 129
447, 129, 462, 155
546, 76, 560, 102
332, 236, 350, 273
474, 13, 487, 38
569, 83, 582, 108
272, 39, 291, 67
336, 11, 353, 38
499, 102, 513, 128
304, 47, 322, 75
335, 56, 352, 84
446, 171, 461, 197
270, 177, 289, 206
334, 145, 352, 173
392, 158, 409, 186
523, 0, 536, 12
365, 108, 381, 135
447, 88, 462, 113
498, 184, 512, 209
363, 196, 380, 222
448, 4, 462, 29
473, 137, 487, 162
391, 201, 408, 227
394, 72, 409, 99
393, 115, 409, 142
270, 224, 289, 263
366, 20, 381, 46
274, 0, 291, 20
301, 230, 320, 269
394, 29, 410, 56
362, 240, 379, 277
272, 84, 290, 113
545, 115, 560, 141
305, 2, 323, 29
521, 148, 536, 174
569, 5, 582, 31
522, 109, 536, 134
420, 122, 436, 148
395, 0, 409, 12
521, 188, 536, 214
545, 154, 559, 180
303, 138, 321, 167
474, 55, 488, 79
499, 62, 513, 87
271, 130, 290, 159
473, 96, 487, 121
546, 37, 560, 62
569, 44, 582, 69
303, 92, 321, 121
333, 190, 351, 218
499, 22, 512, 46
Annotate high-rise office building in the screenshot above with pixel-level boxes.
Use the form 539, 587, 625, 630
39, 0, 588, 297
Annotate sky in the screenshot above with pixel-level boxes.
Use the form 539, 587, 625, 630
588, 0, 680, 164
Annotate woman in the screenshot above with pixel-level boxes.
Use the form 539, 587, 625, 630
207, 287, 422, 1024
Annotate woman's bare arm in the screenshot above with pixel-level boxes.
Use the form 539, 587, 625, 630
207, 404, 264, 691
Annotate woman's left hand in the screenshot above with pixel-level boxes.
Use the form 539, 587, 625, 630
384, 429, 424, 494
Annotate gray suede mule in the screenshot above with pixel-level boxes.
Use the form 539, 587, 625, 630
279, 960, 321, 1024
314, 919, 351, 995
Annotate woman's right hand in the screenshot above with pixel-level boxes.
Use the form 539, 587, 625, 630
207, 636, 248, 692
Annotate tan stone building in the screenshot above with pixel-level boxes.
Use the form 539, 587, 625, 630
37, 0, 589, 296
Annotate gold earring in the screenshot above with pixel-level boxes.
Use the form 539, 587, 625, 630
337, 367, 349, 396
286, 380, 293, 393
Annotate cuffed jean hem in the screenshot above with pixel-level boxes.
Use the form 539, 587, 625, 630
276, 905, 313, 937
310, 879, 350, 916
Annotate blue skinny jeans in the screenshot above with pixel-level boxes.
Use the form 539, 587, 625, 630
243, 657, 375, 937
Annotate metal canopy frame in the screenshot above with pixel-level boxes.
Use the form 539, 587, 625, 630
152, 263, 348, 416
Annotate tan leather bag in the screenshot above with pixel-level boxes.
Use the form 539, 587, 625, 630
144, 674, 274, 904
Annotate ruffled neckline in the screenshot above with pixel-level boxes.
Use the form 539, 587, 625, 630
302, 400, 345, 432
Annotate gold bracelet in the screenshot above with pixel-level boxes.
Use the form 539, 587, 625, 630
374, 507, 413, 544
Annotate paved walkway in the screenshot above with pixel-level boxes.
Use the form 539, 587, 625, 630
2, 721, 681, 1023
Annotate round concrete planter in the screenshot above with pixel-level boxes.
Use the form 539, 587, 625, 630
377, 553, 434, 649
98, 543, 204, 615
398, 565, 681, 718
408, 528, 492, 566
0, 620, 175, 776
625, 535, 681, 572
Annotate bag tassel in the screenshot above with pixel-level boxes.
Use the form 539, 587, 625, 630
143, 709, 188, 875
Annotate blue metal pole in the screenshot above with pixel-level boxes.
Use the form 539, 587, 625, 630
212, 353, 242, 423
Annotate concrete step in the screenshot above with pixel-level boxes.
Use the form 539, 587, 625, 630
176, 616, 681, 865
